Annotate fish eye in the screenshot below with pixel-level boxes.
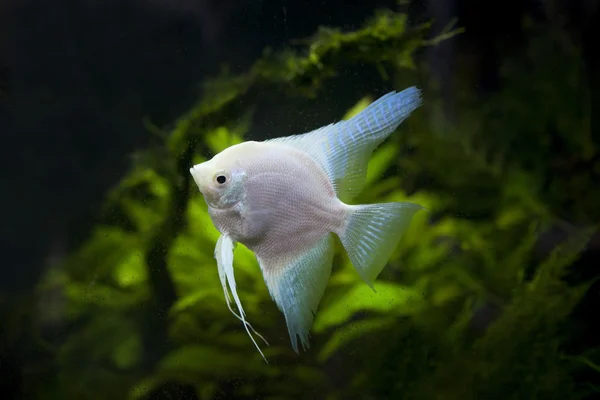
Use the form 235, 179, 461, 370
214, 171, 230, 185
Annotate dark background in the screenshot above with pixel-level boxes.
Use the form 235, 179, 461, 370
1, 0, 598, 398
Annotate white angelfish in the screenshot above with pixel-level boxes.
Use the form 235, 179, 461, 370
190, 86, 424, 361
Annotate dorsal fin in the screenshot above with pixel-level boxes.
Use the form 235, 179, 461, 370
266, 86, 423, 203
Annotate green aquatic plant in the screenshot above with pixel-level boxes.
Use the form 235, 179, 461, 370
29, 7, 599, 400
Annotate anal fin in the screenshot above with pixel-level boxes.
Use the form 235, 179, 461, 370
257, 234, 335, 353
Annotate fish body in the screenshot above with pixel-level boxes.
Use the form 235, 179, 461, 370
203, 141, 343, 258
190, 87, 424, 360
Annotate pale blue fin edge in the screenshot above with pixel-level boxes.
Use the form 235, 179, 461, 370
257, 234, 335, 353
266, 86, 423, 203
339, 202, 423, 286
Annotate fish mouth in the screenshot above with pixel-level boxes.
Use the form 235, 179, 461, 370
189, 163, 222, 208
189, 161, 238, 210
189, 163, 209, 193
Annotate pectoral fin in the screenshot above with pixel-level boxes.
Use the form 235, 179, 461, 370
257, 234, 335, 353
215, 234, 269, 362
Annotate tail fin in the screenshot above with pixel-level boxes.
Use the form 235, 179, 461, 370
339, 202, 423, 286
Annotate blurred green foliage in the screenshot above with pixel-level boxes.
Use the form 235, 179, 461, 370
30, 9, 599, 400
